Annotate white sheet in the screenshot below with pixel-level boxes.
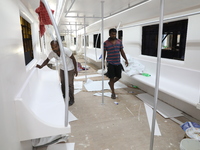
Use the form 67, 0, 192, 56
47, 143, 75, 150
84, 79, 127, 91
93, 92, 118, 98
74, 81, 83, 90
136, 93, 183, 118
144, 103, 161, 136
69, 111, 78, 122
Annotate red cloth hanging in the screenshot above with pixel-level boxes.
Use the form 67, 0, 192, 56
35, 1, 54, 37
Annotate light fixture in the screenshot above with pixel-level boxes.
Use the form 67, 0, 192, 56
87, 0, 151, 28
105, 0, 151, 20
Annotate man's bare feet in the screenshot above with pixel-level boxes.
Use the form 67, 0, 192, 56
111, 93, 116, 99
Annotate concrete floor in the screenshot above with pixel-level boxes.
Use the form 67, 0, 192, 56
37, 56, 198, 150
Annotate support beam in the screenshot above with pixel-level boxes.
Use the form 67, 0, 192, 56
61, 23, 86, 26
65, 0, 76, 16
65, 16, 102, 19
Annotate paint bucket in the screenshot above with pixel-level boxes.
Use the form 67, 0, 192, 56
180, 138, 200, 150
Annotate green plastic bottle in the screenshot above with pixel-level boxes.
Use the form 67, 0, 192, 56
132, 85, 138, 88
141, 73, 151, 77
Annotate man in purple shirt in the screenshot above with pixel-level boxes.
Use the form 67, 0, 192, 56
104, 28, 129, 99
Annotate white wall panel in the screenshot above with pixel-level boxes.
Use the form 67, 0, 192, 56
0, 0, 40, 149
122, 13, 200, 71
123, 26, 142, 57
184, 14, 200, 70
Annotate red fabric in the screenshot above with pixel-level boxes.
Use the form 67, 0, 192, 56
35, 1, 54, 37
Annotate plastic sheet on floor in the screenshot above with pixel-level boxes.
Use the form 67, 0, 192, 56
74, 81, 83, 95
144, 103, 161, 136
32, 135, 68, 148
84, 79, 127, 91
93, 92, 117, 98
136, 93, 183, 118
74, 81, 83, 90
47, 143, 75, 150
69, 111, 78, 122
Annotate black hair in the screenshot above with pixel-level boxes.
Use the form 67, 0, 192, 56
109, 28, 117, 34
50, 40, 58, 45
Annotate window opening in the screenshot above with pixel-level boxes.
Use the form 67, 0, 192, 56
20, 16, 34, 65
74, 37, 76, 45
61, 36, 65, 41
142, 19, 188, 60
93, 34, 101, 48
118, 30, 123, 41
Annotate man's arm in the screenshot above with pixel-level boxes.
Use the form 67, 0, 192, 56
120, 49, 128, 66
36, 58, 50, 69
70, 54, 78, 76
103, 50, 107, 69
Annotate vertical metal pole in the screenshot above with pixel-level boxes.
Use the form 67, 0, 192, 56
41, 0, 69, 126
149, 0, 164, 150
101, 1, 104, 104
84, 16, 87, 81
75, 22, 78, 51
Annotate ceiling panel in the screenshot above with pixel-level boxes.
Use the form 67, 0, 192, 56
20, 0, 200, 34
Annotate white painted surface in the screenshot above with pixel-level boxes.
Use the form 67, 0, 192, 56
84, 79, 127, 91
47, 143, 75, 150
144, 103, 161, 136
120, 56, 200, 119
137, 93, 183, 118
123, 13, 200, 71
0, 0, 200, 149
15, 67, 71, 141
0, 0, 36, 149
184, 14, 200, 70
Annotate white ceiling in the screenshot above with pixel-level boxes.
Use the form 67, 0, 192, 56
21, 0, 200, 34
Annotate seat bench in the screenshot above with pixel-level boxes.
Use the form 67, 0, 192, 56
83, 48, 102, 68
121, 57, 200, 120
15, 66, 70, 141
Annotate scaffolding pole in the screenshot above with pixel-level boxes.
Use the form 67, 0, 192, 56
149, 0, 165, 150
41, 0, 69, 126
101, 1, 105, 104
84, 16, 87, 81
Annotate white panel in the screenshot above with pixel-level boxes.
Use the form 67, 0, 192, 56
47, 143, 75, 150
84, 79, 127, 91
123, 26, 142, 57
15, 100, 71, 141
184, 14, 200, 70
144, 103, 161, 136
15, 67, 71, 141
136, 93, 183, 118
0, 0, 34, 149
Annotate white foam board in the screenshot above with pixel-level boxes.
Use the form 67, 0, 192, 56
136, 93, 183, 118
84, 79, 127, 91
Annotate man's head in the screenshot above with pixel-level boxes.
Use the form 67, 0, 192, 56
50, 40, 60, 53
109, 28, 117, 40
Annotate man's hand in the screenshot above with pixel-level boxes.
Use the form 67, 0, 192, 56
36, 64, 42, 69
125, 60, 129, 67
74, 70, 78, 77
